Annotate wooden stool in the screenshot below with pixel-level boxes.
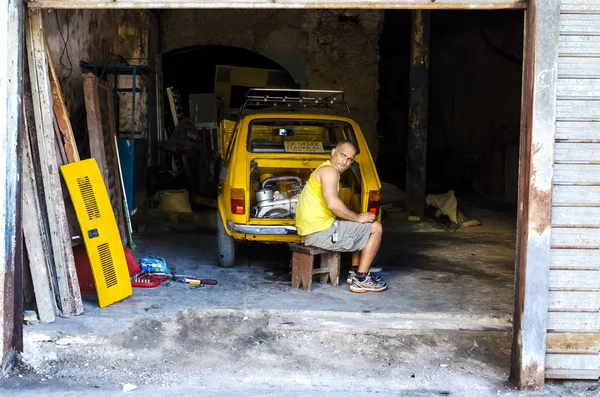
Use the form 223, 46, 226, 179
289, 243, 341, 291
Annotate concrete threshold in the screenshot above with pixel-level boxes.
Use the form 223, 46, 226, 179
264, 309, 513, 335
25, 307, 512, 342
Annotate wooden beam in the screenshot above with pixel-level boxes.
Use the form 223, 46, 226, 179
405, 10, 430, 221
83, 73, 128, 246
25, 8, 83, 317
0, 0, 23, 374
47, 42, 79, 164
22, 103, 57, 324
26, 0, 527, 10
510, 0, 560, 390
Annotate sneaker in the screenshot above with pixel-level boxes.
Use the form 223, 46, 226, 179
349, 275, 387, 293
346, 269, 384, 285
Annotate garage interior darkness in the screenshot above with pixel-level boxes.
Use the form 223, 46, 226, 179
30, 5, 526, 376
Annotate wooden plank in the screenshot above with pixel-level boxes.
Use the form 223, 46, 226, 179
83, 74, 109, 183
46, 42, 79, 164
558, 57, 600, 79
554, 164, 600, 184
560, 14, 600, 35
22, 99, 56, 324
546, 353, 600, 380
547, 332, 600, 353
23, 55, 62, 312
552, 227, 600, 248
22, 251, 35, 305
551, 248, 600, 269
510, 0, 559, 390
556, 99, 600, 120
555, 120, 600, 141
552, 206, 600, 226
555, 142, 600, 163
25, 9, 83, 317
545, 353, 600, 371
557, 79, 600, 100
26, 0, 528, 10
549, 291, 600, 310
553, 185, 600, 205
559, 35, 600, 57
548, 312, 600, 332
545, 368, 599, 379
53, 117, 68, 166
549, 269, 600, 290
82, 73, 127, 246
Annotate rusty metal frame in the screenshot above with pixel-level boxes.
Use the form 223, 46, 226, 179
510, 0, 560, 391
27, 0, 526, 10
0, 0, 23, 375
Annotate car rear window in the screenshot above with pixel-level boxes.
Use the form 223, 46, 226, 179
247, 119, 360, 154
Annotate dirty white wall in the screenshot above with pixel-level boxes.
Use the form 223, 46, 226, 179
116, 12, 150, 135
44, 10, 120, 129
44, 10, 150, 140
160, 10, 383, 157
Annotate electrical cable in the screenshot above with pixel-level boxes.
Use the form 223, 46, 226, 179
55, 11, 73, 85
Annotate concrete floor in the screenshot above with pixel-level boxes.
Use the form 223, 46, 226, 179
6, 198, 562, 397
34, 197, 518, 336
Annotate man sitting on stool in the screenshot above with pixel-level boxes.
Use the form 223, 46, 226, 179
295, 140, 386, 293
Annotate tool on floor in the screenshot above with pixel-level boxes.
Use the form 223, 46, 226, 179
177, 277, 218, 285
164, 271, 217, 285
114, 135, 136, 249
130, 271, 170, 288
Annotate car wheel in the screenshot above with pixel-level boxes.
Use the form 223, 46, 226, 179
217, 213, 235, 268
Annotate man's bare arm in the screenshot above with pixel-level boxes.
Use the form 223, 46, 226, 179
319, 166, 375, 223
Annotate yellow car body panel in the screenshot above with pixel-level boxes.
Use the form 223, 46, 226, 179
218, 112, 381, 244
60, 159, 133, 308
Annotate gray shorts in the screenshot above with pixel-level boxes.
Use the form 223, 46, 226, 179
303, 220, 372, 252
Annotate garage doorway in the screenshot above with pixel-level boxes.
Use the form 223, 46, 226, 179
12, 0, 556, 390
51, 4, 523, 370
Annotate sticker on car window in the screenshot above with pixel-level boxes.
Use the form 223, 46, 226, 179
284, 141, 324, 153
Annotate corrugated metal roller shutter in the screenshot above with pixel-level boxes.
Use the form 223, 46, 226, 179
548, 0, 600, 380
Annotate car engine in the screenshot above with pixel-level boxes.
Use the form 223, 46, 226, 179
252, 176, 304, 219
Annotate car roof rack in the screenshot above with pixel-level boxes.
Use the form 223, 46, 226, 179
239, 88, 352, 117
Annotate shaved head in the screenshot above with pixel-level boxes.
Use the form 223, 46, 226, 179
335, 140, 357, 152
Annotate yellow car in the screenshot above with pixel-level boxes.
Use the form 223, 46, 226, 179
216, 89, 382, 267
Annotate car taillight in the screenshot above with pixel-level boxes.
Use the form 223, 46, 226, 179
230, 188, 245, 215
368, 190, 381, 216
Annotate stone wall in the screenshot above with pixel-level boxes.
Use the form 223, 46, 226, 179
160, 9, 383, 157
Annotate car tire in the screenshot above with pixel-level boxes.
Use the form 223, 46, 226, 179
217, 213, 235, 268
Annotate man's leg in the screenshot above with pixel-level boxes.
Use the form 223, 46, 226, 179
357, 222, 382, 274
351, 251, 360, 267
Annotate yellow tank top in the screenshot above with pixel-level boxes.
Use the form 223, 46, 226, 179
296, 160, 337, 236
